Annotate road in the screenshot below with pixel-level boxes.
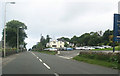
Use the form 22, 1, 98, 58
2, 51, 119, 75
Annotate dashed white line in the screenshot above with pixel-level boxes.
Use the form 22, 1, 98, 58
30, 52, 51, 70
39, 59, 43, 62
43, 63, 51, 69
31, 52, 36, 56
37, 57, 39, 59
54, 73, 59, 76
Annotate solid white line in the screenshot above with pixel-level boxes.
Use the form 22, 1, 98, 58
39, 59, 43, 62
43, 63, 51, 69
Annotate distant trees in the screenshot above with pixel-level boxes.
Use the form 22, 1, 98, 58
31, 29, 116, 51
57, 29, 115, 47
32, 35, 51, 50
2, 20, 27, 48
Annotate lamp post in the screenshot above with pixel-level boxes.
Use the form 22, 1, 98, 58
17, 27, 22, 53
3, 2, 15, 57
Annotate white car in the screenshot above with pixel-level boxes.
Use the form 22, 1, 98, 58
49, 48, 57, 51
102, 45, 112, 48
44, 48, 57, 51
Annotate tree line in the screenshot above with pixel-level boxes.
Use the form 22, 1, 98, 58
31, 29, 118, 51
58, 29, 118, 47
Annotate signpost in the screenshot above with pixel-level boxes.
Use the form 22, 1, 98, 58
113, 14, 120, 52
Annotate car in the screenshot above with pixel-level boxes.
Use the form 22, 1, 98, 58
102, 45, 112, 48
49, 48, 57, 51
66, 48, 73, 51
44, 48, 57, 51
94, 46, 104, 49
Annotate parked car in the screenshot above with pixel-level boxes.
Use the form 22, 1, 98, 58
94, 46, 105, 49
102, 45, 112, 48
66, 48, 73, 51
75, 47, 84, 50
44, 48, 57, 51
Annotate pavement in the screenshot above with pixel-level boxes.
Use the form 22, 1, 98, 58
2, 51, 119, 75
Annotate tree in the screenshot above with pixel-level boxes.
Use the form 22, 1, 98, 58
102, 29, 113, 45
57, 37, 70, 42
40, 36, 46, 48
46, 35, 51, 43
70, 35, 79, 46
2, 20, 27, 48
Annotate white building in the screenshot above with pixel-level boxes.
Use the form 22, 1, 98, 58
46, 40, 65, 48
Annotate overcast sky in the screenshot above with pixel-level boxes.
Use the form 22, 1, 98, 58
0, 0, 119, 49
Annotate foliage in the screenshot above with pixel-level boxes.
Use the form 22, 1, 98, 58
57, 29, 117, 47
78, 52, 120, 63
73, 56, 120, 69
2, 20, 27, 48
73, 51, 120, 69
32, 35, 51, 51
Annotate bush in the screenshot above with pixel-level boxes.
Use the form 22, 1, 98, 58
79, 51, 120, 63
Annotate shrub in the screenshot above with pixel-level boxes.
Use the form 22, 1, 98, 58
79, 51, 120, 63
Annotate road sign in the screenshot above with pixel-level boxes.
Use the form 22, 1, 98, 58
113, 14, 120, 42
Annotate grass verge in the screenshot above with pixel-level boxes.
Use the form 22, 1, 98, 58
37, 50, 57, 55
73, 55, 120, 70
0, 49, 2, 52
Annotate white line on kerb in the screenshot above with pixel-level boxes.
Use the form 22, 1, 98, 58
39, 59, 43, 62
43, 63, 51, 69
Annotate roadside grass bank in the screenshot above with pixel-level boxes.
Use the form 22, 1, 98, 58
33, 50, 57, 55
0, 49, 2, 52
92, 46, 120, 51
73, 52, 120, 70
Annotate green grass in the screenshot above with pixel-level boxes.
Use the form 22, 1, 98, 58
0, 49, 2, 52
37, 50, 57, 55
92, 46, 119, 51
73, 56, 120, 70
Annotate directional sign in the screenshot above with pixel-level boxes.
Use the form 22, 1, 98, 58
113, 14, 120, 42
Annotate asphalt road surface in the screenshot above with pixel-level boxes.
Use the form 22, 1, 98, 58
2, 51, 119, 75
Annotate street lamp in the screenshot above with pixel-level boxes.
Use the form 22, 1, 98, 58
3, 2, 15, 57
17, 27, 22, 53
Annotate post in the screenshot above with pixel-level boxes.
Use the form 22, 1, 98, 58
113, 41, 115, 52
3, 3, 7, 57
3, 2, 16, 57
17, 27, 19, 53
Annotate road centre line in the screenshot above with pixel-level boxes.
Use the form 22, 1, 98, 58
43, 63, 51, 69
54, 73, 59, 76
31, 52, 51, 70
39, 59, 43, 62
30, 52, 59, 75
37, 57, 39, 59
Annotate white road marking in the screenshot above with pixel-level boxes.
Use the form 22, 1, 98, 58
43, 63, 51, 69
31, 52, 35, 56
30, 52, 51, 70
58, 56, 70, 59
37, 57, 39, 59
39, 59, 43, 62
54, 73, 59, 76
